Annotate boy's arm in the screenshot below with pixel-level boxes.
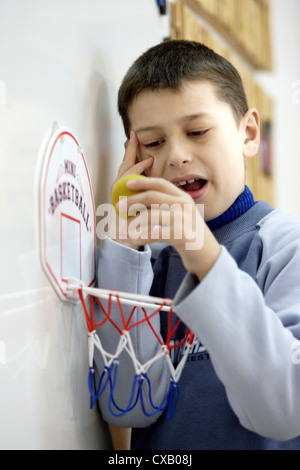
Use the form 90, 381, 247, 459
173, 215, 300, 441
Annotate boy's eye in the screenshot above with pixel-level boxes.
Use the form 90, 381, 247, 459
187, 129, 209, 137
145, 139, 164, 148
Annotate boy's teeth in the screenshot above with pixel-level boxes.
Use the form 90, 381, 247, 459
176, 178, 195, 186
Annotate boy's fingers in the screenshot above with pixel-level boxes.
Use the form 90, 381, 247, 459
126, 176, 181, 196
112, 130, 153, 193
116, 157, 153, 183
117, 131, 141, 177
116, 131, 155, 181
119, 189, 193, 214
131, 157, 153, 174
118, 177, 195, 212
123, 131, 138, 163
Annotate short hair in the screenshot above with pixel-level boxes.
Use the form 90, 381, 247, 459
118, 40, 249, 137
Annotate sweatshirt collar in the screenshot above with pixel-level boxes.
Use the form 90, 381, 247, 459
206, 186, 256, 232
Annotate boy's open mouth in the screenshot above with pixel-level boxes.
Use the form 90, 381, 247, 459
172, 176, 208, 199
174, 177, 206, 191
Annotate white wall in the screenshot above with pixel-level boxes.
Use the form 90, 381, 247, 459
255, 0, 300, 218
0, 0, 163, 450
1, 0, 299, 451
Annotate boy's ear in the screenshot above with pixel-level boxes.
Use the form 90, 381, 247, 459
242, 108, 260, 158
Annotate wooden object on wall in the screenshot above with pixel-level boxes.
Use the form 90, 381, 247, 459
183, 0, 272, 70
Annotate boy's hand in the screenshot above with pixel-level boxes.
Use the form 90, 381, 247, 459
108, 131, 153, 249
117, 176, 221, 281
113, 131, 153, 186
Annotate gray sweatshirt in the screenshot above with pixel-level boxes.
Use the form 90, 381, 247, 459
95, 200, 300, 449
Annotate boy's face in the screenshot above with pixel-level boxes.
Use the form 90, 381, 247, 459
128, 80, 254, 221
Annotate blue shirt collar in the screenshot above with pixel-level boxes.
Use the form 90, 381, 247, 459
206, 186, 256, 232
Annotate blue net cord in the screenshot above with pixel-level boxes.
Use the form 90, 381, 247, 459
139, 374, 180, 420
88, 361, 180, 420
78, 291, 191, 420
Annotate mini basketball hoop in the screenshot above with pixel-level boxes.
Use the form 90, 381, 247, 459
66, 281, 194, 419
37, 124, 194, 420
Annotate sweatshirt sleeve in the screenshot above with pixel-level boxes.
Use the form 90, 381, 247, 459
173, 216, 300, 441
94, 238, 171, 427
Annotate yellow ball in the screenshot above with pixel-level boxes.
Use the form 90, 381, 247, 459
111, 174, 145, 218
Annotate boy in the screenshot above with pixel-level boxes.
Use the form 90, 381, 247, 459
95, 40, 300, 449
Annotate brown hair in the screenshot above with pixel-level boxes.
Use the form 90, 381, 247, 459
118, 40, 249, 137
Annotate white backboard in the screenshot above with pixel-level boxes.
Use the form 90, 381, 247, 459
39, 125, 96, 301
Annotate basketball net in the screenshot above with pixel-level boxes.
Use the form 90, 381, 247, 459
67, 282, 194, 420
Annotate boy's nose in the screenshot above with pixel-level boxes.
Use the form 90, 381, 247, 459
167, 143, 192, 168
